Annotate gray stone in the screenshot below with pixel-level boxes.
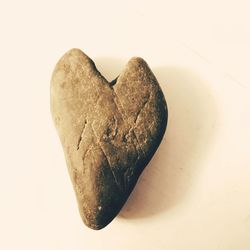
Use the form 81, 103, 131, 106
50, 49, 168, 230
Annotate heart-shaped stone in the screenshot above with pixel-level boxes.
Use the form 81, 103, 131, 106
50, 49, 168, 230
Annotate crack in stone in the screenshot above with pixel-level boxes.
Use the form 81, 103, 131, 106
81, 145, 92, 169
77, 120, 87, 150
111, 86, 145, 157
134, 92, 151, 124
90, 123, 121, 192
99, 143, 121, 191
113, 115, 118, 138
111, 87, 127, 120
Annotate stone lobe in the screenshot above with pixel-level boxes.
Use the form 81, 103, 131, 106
50, 49, 168, 230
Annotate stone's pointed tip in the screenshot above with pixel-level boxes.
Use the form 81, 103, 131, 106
83, 216, 111, 230
88, 223, 107, 230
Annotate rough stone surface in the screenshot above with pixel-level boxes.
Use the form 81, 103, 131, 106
50, 49, 168, 230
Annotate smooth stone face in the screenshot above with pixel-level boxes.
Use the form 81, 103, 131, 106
50, 49, 168, 230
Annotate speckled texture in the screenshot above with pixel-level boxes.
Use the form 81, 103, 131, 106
50, 49, 168, 230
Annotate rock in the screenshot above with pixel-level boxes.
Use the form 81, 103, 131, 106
50, 49, 168, 230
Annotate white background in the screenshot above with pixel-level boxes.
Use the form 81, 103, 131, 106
0, 0, 250, 249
